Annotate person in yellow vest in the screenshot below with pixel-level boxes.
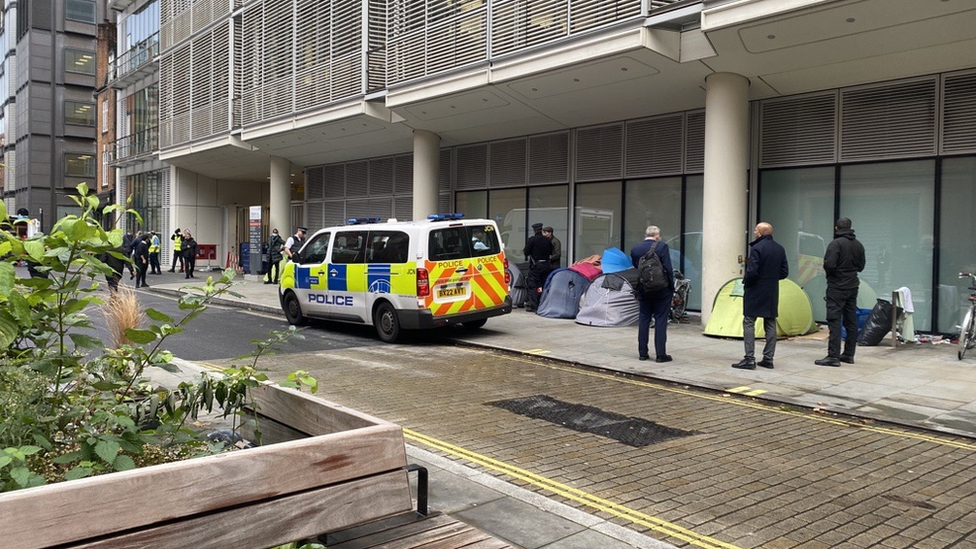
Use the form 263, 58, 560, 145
168, 228, 185, 272
148, 231, 161, 274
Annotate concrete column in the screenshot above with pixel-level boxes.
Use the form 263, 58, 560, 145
269, 156, 291, 233
702, 72, 750, 324
412, 130, 440, 221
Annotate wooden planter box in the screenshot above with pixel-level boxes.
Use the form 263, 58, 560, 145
0, 383, 413, 549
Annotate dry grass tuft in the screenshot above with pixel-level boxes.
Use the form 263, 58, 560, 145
102, 285, 146, 348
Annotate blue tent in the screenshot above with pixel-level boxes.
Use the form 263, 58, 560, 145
601, 247, 632, 274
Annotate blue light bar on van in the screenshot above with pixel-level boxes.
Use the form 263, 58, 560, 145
347, 217, 382, 225
427, 213, 465, 221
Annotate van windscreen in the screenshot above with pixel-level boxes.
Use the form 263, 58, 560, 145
429, 225, 501, 261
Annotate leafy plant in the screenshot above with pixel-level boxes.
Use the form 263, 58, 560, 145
0, 184, 313, 491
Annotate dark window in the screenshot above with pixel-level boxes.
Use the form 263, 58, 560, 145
331, 231, 368, 264
65, 154, 96, 177
429, 225, 501, 261
66, 0, 96, 23
65, 101, 95, 126
366, 231, 410, 264
66, 49, 96, 75
300, 232, 330, 265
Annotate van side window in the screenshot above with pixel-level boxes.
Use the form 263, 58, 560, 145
301, 232, 330, 264
331, 231, 367, 264
367, 231, 409, 264
429, 226, 500, 260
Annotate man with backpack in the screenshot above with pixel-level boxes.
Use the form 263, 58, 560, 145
630, 225, 674, 363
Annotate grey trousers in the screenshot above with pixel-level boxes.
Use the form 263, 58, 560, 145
743, 316, 777, 361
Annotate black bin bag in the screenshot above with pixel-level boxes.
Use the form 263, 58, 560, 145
857, 299, 901, 346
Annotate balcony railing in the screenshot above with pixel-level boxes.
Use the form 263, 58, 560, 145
108, 127, 158, 166
112, 33, 159, 86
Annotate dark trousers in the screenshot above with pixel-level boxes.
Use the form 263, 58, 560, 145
184, 255, 196, 278
149, 252, 160, 274
136, 261, 148, 287
826, 286, 859, 358
171, 251, 185, 271
106, 274, 121, 293
525, 262, 550, 310
638, 290, 672, 358
266, 260, 280, 283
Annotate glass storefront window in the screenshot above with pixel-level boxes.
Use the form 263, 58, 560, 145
759, 167, 836, 321
625, 175, 682, 262
488, 188, 527, 255
939, 157, 976, 333
528, 185, 568, 267
683, 176, 703, 311
456, 190, 487, 220
841, 160, 935, 331
575, 182, 620, 260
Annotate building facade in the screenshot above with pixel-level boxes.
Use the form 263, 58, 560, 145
144, 0, 976, 332
0, 0, 102, 232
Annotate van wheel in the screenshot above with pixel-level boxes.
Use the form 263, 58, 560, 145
283, 292, 307, 326
374, 302, 400, 343
462, 318, 487, 330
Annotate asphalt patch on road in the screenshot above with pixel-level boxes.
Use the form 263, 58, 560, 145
489, 394, 696, 447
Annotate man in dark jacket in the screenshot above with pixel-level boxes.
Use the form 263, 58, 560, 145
733, 222, 789, 370
816, 217, 866, 367
522, 222, 553, 312
134, 234, 151, 288
630, 225, 675, 363
182, 230, 199, 279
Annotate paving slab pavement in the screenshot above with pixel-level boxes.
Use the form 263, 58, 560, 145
146, 271, 976, 440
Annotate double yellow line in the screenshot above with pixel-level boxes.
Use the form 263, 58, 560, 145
404, 428, 744, 549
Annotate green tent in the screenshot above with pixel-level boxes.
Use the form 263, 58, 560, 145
704, 278, 818, 338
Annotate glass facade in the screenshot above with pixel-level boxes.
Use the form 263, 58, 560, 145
65, 154, 96, 177
574, 182, 620, 260
66, 0, 96, 24
65, 101, 95, 126
126, 170, 165, 232
939, 157, 976, 333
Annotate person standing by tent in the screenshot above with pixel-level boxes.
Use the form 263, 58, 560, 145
733, 222, 789, 370
182, 230, 199, 279
523, 222, 553, 312
168, 228, 184, 273
630, 225, 674, 363
543, 226, 561, 269
816, 217, 866, 367
265, 228, 284, 284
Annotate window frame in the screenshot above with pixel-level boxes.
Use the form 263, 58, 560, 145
65, 100, 96, 126
65, 49, 96, 76
65, 153, 96, 178
66, 0, 97, 24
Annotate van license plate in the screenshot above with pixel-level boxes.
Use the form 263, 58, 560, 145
437, 287, 466, 298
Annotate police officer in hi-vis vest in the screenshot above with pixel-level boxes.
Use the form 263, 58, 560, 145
168, 228, 185, 272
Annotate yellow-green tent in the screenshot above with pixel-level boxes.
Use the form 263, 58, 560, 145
704, 278, 818, 338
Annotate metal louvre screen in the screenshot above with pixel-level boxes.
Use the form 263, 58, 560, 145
323, 201, 345, 226
306, 166, 325, 200
528, 132, 569, 185
625, 114, 683, 177
387, 0, 488, 85
576, 124, 623, 182
170, 44, 192, 145
394, 155, 413, 194
571, 0, 641, 33
942, 71, 976, 155
370, 158, 395, 196
323, 165, 346, 199
306, 201, 324, 229
346, 162, 369, 198
490, 0, 643, 57
840, 78, 937, 162
394, 196, 413, 220
190, 32, 214, 139
439, 149, 452, 193
456, 145, 488, 190
760, 92, 837, 168
489, 139, 527, 188
685, 110, 705, 173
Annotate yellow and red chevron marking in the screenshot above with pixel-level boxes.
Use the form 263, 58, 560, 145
423, 256, 508, 317
796, 253, 823, 286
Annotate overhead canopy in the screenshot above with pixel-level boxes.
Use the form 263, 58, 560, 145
704, 278, 817, 338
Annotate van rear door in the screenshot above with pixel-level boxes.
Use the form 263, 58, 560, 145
425, 224, 508, 318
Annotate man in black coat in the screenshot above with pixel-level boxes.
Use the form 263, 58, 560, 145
134, 234, 151, 288
522, 222, 553, 312
816, 217, 866, 367
630, 225, 675, 363
733, 222, 789, 370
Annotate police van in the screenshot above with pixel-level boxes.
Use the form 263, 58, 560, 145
279, 214, 512, 342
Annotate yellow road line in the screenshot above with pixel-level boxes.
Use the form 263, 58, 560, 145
404, 428, 745, 549
495, 353, 976, 451
524, 349, 551, 355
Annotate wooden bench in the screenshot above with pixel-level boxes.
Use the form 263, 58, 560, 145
0, 383, 426, 549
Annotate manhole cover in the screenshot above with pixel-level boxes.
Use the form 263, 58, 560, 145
489, 395, 695, 447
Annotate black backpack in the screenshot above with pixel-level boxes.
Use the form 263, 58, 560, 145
637, 241, 668, 294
